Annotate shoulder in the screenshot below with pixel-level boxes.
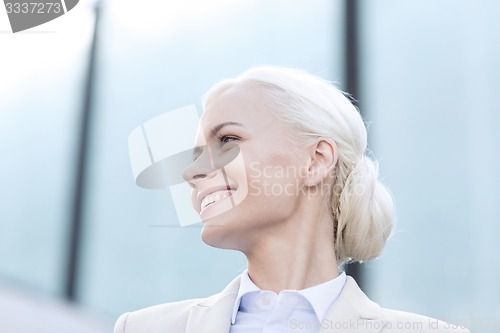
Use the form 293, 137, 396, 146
113, 298, 201, 333
113, 274, 241, 333
331, 276, 470, 332
377, 307, 470, 333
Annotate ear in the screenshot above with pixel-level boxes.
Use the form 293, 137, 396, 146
304, 138, 338, 187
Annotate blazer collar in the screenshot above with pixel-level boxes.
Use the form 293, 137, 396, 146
320, 276, 384, 332
186, 275, 240, 333
186, 275, 384, 333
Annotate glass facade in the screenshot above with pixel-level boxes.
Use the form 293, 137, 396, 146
360, 1, 500, 332
0, 5, 94, 296
1, 1, 498, 332
76, 0, 343, 318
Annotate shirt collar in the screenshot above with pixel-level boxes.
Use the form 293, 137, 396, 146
231, 269, 347, 324
297, 271, 347, 322
231, 269, 260, 324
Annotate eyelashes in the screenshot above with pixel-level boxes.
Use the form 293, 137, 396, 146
217, 134, 240, 144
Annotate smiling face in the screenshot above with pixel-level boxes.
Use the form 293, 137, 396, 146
183, 84, 311, 251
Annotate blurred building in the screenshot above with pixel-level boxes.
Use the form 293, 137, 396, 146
0, 1, 499, 332
0, 282, 111, 333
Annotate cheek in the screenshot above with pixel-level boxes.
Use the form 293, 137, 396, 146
231, 147, 303, 206
246, 164, 301, 201
218, 152, 249, 207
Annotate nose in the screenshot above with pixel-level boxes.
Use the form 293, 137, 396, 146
182, 147, 214, 186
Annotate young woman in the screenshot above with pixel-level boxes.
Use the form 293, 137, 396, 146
115, 66, 469, 333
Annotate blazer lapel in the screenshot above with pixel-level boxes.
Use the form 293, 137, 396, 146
320, 276, 384, 333
186, 275, 240, 333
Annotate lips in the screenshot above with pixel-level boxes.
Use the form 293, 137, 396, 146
197, 185, 237, 212
200, 190, 235, 210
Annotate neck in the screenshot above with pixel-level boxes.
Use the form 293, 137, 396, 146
243, 209, 339, 293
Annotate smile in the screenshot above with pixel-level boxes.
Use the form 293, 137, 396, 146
200, 190, 235, 211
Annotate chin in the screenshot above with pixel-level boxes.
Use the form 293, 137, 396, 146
200, 223, 236, 250
199, 207, 247, 250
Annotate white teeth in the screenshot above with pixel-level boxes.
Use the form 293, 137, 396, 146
201, 190, 233, 210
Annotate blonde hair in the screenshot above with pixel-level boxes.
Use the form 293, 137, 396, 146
203, 66, 395, 265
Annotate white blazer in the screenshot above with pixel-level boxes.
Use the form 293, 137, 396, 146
114, 275, 469, 333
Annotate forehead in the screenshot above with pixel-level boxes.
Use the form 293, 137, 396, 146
202, 85, 261, 122
199, 84, 279, 134
194, 84, 286, 147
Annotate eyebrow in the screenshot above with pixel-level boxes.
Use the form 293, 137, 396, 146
209, 121, 244, 138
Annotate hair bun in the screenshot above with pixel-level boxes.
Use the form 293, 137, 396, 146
334, 155, 395, 264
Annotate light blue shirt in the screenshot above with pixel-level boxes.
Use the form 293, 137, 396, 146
230, 270, 347, 333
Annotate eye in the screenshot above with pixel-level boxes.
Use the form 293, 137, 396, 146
217, 134, 239, 144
